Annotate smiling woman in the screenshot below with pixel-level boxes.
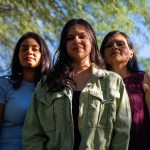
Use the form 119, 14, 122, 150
0, 32, 51, 150
19, 38, 41, 69
23, 19, 131, 150
103, 33, 134, 72
66, 24, 92, 69
100, 30, 150, 150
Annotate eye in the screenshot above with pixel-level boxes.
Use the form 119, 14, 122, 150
67, 36, 74, 41
79, 34, 88, 39
32, 47, 40, 52
20, 47, 27, 52
105, 43, 113, 48
117, 41, 124, 46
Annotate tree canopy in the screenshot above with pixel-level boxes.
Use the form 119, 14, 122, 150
0, 0, 150, 72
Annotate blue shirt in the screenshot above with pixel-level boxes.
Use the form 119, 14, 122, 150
0, 77, 35, 150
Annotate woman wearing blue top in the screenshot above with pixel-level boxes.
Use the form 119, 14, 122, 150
0, 32, 51, 150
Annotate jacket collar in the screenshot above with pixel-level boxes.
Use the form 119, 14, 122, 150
85, 64, 106, 85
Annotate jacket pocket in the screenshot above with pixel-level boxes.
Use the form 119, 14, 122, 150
38, 100, 55, 132
37, 91, 65, 132
86, 89, 103, 128
86, 89, 120, 128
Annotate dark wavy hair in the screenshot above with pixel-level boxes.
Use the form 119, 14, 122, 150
47, 18, 105, 91
10, 32, 51, 89
100, 30, 140, 72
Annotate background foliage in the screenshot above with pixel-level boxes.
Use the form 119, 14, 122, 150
0, 0, 150, 73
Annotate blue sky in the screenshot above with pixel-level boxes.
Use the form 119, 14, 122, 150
132, 31, 150, 58
131, 0, 150, 59
141, 0, 150, 57
136, 26, 150, 58
139, 43, 150, 58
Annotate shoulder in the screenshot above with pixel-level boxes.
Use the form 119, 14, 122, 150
142, 72, 150, 93
0, 76, 11, 86
94, 69, 125, 90
93, 66, 124, 88
32, 75, 57, 105
0, 75, 10, 80
97, 69, 122, 80
105, 70, 122, 78
104, 70, 124, 86
144, 72, 150, 78
93, 64, 121, 78
144, 72, 150, 84
0, 76, 12, 103
34, 75, 48, 92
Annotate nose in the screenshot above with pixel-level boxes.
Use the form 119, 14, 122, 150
112, 43, 118, 49
26, 47, 33, 54
73, 36, 80, 44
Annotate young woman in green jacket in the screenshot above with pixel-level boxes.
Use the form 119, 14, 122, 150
23, 19, 131, 150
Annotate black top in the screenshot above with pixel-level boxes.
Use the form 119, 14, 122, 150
72, 91, 81, 150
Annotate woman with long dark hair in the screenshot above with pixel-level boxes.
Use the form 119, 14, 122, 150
23, 20, 131, 150
0, 32, 51, 150
100, 30, 150, 150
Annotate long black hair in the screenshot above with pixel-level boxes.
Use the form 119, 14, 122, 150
100, 30, 140, 72
10, 32, 51, 89
47, 18, 105, 91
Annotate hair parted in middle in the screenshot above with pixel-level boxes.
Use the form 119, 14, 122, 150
100, 30, 140, 73
10, 32, 51, 89
47, 18, 105, 91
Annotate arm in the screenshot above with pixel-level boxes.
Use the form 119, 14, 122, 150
23, 88, 47, 150
143, 72, 150, 117
0, 77, 7, 129
111, 80, 131, 150
0, 104, 4, 128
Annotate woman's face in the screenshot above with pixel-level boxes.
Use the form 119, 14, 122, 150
104, 34, 133, 67
66, 24, 92, 64
19, 38, 41, 69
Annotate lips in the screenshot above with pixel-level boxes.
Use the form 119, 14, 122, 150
72, 45, 83, 51
110, 51, 120, 56
24, 56, 35, 61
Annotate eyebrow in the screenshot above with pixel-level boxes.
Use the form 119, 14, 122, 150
67, 31, 87, 36
20, 44, 39, 47
107, 40, 125, 43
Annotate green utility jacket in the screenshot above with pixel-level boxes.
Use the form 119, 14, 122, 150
23, 65, 131, 150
